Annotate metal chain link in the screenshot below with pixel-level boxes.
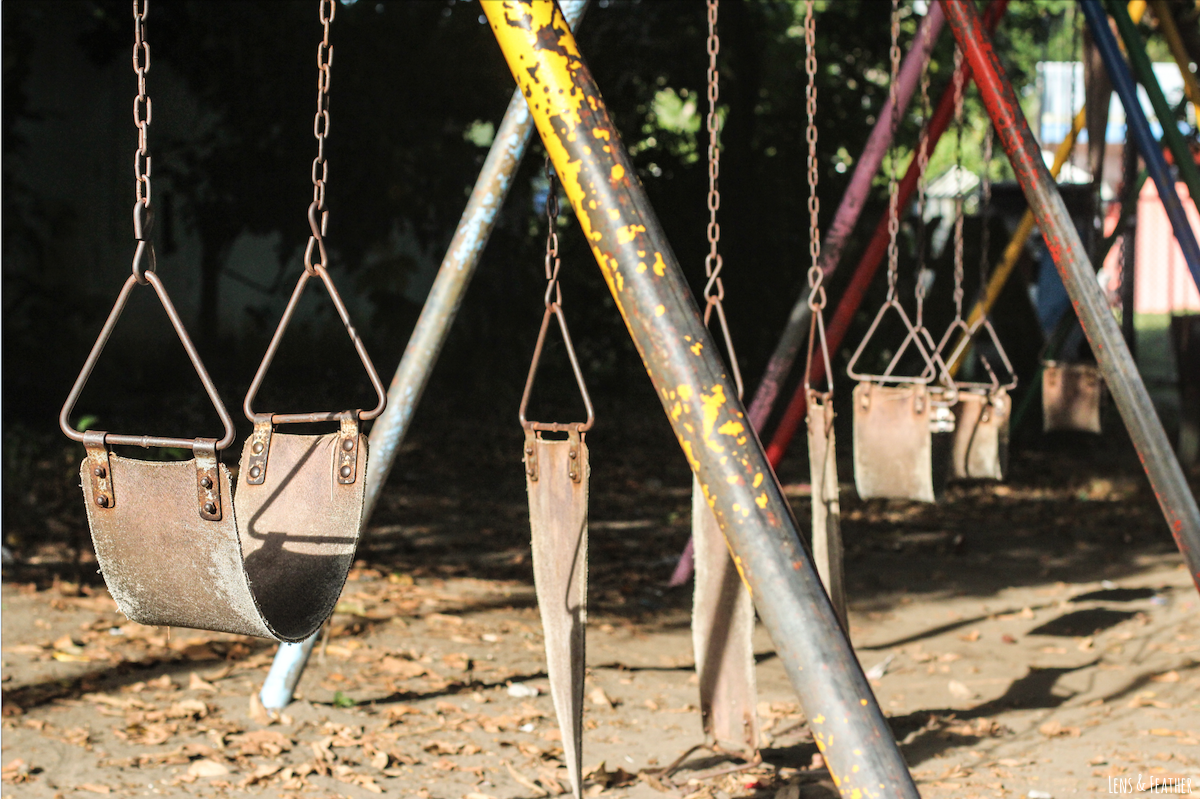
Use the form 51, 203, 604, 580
885, 0, 902, 301
951, 45, 966, 322
703, 0, 723, 300
304, 0, 336, 274
914, 17, 933, 314
978, 123, 994, 297
701, 0, 743, 399
543, 157, 563, 310
131, 0, 155, 282
804, 0, 824, 313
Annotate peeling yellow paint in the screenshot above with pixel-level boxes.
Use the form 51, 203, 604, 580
654, 304, 665, 316
752, 472, 763, 488
726, 475, 739, 485
859, 699, 868, 706
610, 163, 624, 180
592, 126, 610, 141
677, 385, 693, 401
607, 208, 620, 220
679, 439, 700, 470
617, 224, 646, 244
755, 493, 768, 509
717, 419, 744, 436
691, 341, 703, 355
637, 261, 647, 273
813, 715, 825, 725
652, 252, 666, 276
670, 402, 682, 421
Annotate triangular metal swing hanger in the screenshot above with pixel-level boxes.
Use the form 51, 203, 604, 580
934, 314, 1018, 394
242, 256, 387, 425
519, 304, 595, 435
60, 245, 236, 453
845, 295, 955, 399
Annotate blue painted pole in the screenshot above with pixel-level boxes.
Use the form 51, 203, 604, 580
258, 0, 591, 712
1081, 0, 1200, 293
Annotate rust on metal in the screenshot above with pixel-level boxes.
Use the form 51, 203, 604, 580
83, 431, 116, 511
246, 415, 273, 485
483, 3, 919, 794
942, 0, 1200, 593
194, 439, 223, 521
806, 392, 845, 629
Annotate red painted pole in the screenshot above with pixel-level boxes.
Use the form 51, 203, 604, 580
939, 0, 1200, 592
763, 0, 1009, 468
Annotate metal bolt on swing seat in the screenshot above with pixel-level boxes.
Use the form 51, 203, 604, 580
204, 502, 216, 515
340, 465, 352, 479
96, 496, 109, 508
201, 476, 213, 489
252, 442, 264, 454
249, 466, 262, 479
342, 438, 354, 452
94, 466, 107, 478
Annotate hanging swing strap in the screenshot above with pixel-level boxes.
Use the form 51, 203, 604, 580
243, 0, 386, 427
59, 0, 236, 456
518, 158, 595, 435
801, 0, 832, 405
701, 0, 744, 401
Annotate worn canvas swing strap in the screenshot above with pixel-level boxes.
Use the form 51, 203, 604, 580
525, 432, 588, 799
691, 475, 758, 754
521, 158, 593, 799
951, 388, 1010, 480
684, 0, 758, 761
806, 391, 845, 629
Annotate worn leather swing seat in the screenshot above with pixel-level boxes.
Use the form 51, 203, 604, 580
1042, 360, 1102, 433
950, 387, 1010, 480
852, 381, 955, 503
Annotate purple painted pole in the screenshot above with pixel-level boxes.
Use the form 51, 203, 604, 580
745, 2, 944, 433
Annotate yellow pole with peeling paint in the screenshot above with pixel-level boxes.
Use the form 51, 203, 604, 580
483, 2, 919, 796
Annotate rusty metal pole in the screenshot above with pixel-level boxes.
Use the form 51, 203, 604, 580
259, 0, 592, 713
940, 0, 1200, 594
483, 3, 919, 794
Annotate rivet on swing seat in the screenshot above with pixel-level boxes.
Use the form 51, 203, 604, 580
1042, 361, 1102, 433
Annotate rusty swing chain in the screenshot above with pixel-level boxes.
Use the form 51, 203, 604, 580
132, 0, 155, 282
304, 0, 335, 273
951, 45, 966, 326
802, 0, 833, 399
883, 0, 902, 304
702, 0, 744, 400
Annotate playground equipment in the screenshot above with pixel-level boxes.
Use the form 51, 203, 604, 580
845, 8, 957, 505
520, 159, 594, 799
932, 84, 1015, 480
482, 2, 921, 793
260, 0, 592, 712
942, 0, 1200, 595
798, 0, 845, 631
687, 0, 760, 763
62, 0, 384, 643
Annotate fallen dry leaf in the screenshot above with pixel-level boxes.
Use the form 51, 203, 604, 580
187, 759, 230, 778
589, 687, 614, 708
1038, 720, 1081, 738
959, 630, 981, 642
188, 672, 216, 692
504, 759, 550, 797
76, 783, 111, 795
947, 680, 975, 700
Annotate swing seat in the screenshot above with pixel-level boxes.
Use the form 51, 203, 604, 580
950, 387, 1010, 481
1042, 361, 1102, 433
84, 428, 367, 643
853, 382, 952, 503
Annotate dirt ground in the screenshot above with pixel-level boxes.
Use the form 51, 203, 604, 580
3, 402, 1200, 799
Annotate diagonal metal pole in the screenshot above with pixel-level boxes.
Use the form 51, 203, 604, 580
482, 3, 920, 794
745, 2, 945, 432
258, 0, 592, 712
940, 0, 1200, 594
1104, 0, 1200, 217
1084, 0, 1200, 291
